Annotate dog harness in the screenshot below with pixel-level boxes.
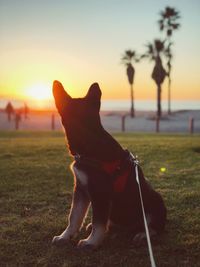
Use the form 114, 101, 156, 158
74, 150, 156, 267
74, 149, 134, 193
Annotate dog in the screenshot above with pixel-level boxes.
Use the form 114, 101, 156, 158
52, 80, 167, 249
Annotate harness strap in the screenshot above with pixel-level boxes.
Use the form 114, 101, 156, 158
74, 150, 131, 193
102, 160, 131, 193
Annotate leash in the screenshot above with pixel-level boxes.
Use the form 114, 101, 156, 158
130, 152, 157, 267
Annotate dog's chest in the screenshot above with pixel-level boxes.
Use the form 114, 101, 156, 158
72, 164, 89, 186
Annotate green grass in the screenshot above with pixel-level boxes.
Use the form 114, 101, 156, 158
0, 131, 200, 267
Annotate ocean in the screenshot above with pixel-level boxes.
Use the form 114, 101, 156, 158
0, 98, 199, 111
101, 100, 200, 111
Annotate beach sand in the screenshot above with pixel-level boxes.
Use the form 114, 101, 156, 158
0, 109, 199, 133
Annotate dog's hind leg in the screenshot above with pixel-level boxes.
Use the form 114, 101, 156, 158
52, 184, 90, 246
132, 214, 157, 247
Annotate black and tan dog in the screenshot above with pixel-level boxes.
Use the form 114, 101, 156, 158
52, 80, 166, 249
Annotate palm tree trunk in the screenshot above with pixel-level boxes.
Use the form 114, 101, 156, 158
130, 84, 134, 118
167, 36, 172, 115
157, 84, 162, 118
168, 75, 171, 115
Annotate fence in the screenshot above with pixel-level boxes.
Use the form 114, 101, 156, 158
0, 110, 199, 133
119, 115, 197, 133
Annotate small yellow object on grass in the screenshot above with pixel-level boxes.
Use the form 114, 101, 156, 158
160, 167, 166, 173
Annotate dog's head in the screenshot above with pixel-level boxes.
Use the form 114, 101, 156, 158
52, 80, 102, 154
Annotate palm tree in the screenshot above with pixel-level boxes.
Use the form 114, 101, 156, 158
158, 6, 181, 114
121, 50, 139, 117
142, 39, 167, 118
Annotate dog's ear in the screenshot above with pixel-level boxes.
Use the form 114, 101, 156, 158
86, 83, 102, 102
52, 80, 71, 113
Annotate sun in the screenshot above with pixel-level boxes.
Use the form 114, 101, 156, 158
26, 82, 52, 101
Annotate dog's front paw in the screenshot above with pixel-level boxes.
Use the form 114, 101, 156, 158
52, 235, 71, 246
77, 239, 97, 250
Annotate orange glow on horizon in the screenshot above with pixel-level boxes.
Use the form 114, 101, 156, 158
1, 1, 200, 104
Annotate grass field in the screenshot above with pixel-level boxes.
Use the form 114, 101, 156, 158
0, 131, 200, 267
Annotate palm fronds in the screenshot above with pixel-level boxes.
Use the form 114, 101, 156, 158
158, 6, 180, 37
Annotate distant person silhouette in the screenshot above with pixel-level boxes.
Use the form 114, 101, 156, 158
24, 103, 29, 119
5, 102, 14, 122
15, 112, 21, 130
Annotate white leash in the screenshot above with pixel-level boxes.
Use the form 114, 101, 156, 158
130, 153, 157, 267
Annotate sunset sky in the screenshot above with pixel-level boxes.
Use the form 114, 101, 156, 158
0, 0, 200, 103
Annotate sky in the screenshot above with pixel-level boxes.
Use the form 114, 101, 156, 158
0, 0, 200, 104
